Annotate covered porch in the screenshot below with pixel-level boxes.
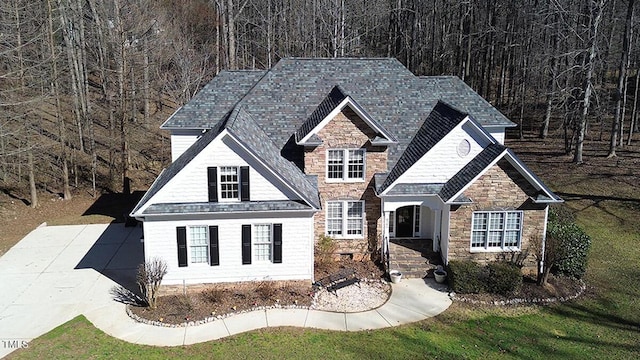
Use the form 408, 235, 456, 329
380, 196, 450, 278
388, 238, 442, 279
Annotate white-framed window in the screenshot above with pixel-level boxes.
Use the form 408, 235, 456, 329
253, 224, 272, 261
219, 166, 239, 200
471, 211, 523, 251
326, 149, 365, 181
326, 200, 365, 237
189, 226, 209, 263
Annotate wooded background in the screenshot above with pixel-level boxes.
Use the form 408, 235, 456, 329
1, 0, 638, 207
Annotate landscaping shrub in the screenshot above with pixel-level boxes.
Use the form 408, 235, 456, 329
136, 257, 168, 309
201, 286, 225, 303
315, 235, 337, 271
486, 261, 523, 296
256, 281, 278, 300
546, 207, 592, 279
448, 260, 486, 294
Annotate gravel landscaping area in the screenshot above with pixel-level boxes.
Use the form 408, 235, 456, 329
311, 280, 391, 312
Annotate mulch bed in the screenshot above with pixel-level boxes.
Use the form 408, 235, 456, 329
129, 258, 584, 326
451, 274, 585, 305
129, 258, 386, 325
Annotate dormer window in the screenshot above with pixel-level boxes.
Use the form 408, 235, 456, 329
327, 149, 365, 181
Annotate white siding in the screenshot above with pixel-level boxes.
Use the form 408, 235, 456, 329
171, 130, 202, 161
395, 124, 486, 185
149, 134, 292, 206
143, 213, 314, 284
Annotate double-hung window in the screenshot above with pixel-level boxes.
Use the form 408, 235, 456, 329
208, 166, 250, 202
471, 211, 522, 251
176, 225, 219, 267
219, 166, 239, 200
327, 149, 365, 181
241, 223, 282, 264
189, 226, 209, 263
326, 200, 364, 237
253, 224, 273, 262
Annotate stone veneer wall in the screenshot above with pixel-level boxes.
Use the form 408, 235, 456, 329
448, 159, 547, 274
304, 107, 388, 260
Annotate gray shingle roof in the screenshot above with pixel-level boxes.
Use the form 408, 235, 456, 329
161, 70, 266, 129
385, 183, 445, 196
160, 59, 514, 171
504, 149, 563, 203
143, 200, 312, 215
439, 143, 507, 202
295, 85, 347, 143
226, 108, 321, 209
379, 101, 468, 193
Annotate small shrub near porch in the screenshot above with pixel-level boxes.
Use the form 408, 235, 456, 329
448, 260, 487, 294
448, 260, 522, 296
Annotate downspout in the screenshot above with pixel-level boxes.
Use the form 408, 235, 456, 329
540, 205, 549, 278
382, 208, 390, 273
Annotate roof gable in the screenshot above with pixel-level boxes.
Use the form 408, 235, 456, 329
295, 85, 396, 146
379, 101, 468, 193
132, 109, 320, 216
439, 145, 562, 204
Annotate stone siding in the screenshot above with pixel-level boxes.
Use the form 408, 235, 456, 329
448, 159, 547, 274
304, 107, 388, 260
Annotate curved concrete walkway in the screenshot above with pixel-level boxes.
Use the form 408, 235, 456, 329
0, 224, 451, 356
86, 278, 452, 346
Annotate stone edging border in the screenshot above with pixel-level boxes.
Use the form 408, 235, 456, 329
126, 278, 387, 328
449, 279, 586, 306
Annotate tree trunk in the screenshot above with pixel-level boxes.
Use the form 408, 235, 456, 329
628, 68, 640, 145
47, 0, 71, 200
227, 0, 237, 69
28, 149, 38, 208
608, 0, 634, 158
540, 18, 560, 139
575, 0, 605, 164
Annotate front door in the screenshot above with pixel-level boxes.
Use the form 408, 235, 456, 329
396, 206, 414, 238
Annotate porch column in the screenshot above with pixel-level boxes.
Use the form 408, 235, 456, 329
382, 210, 391, 272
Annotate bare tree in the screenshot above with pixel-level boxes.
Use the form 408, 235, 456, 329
136, 257, 168, 309
608, 0, 635, 158
574, 0, 606, 164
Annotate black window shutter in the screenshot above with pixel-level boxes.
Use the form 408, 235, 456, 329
273, 223, 282, 264
207, 167, 218, 202
209, 226, 219, 266
240, 166, 250, 201
176, 226, 188, 267
242, 224, 251, 264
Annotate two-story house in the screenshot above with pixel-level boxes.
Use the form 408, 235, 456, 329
130, 58, 561, 285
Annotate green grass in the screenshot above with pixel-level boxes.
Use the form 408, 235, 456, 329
7, 166, 640, 359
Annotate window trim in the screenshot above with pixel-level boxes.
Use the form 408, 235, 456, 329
326, 149, 366, 182
187, 225, 209, 265
470, 210, 523, 252
252, 224, 273, 262
218, 166, 240, 202
325, 200, 365, 238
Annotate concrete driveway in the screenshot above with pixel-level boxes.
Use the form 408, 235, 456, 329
0, 223, 142, 358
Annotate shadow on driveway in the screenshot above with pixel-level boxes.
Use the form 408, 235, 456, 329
75, 223, 144, 299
